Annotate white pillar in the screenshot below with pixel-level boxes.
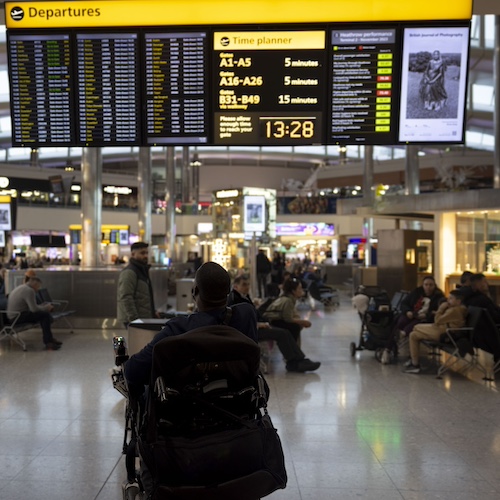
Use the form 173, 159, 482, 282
434, 212, 456, 291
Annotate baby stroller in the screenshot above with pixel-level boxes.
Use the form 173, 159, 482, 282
112, 326, 287, 500
350, 286, 395, 360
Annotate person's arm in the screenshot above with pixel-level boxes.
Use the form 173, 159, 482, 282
434, 302, 450, 325
117, 270, 139, 323
25, 288, 52, 313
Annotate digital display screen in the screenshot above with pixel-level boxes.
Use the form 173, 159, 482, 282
398, 25, 470, 143
6, 21, 470, 147
276, 222, 334, 236
244, 195, 266, 232
213, 30, 326, 145
144, 31, 208, 145
75, 32, 140, 146
330, 28, 399, 145
8, 32, 74, 146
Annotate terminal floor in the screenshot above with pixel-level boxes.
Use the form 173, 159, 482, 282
1, 298, 500, 500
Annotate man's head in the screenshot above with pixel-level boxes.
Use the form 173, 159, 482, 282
460, 271, 474, 286
448, 289, 464, 307
471, 273, 489, 295
233, 274, 250, 296
27, 276, 42, 291
192, 262, 231, 310
130, 242, 149, 265
24, 269, 37, 283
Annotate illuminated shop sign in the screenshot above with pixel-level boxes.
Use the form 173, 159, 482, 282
276, 223, 334, 236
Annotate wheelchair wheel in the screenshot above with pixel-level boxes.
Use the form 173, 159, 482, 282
349, 342, 356, 357
122, 481, 140, 500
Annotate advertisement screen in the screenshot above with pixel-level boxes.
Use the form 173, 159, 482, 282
398, 25, 469, 143
244, 195, 266, 233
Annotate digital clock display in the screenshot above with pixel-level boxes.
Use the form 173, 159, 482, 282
259, 115, 321, 141
213, 30, 327, 145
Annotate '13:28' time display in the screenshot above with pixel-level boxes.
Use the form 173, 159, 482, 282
259, 116, 321, 143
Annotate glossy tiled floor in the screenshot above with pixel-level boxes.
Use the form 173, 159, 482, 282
1, 296, 500, 500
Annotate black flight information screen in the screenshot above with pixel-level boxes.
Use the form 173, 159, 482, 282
8, 32, 74, 146
144, 31, 208, 145
75, 32, 140, 146
330, 28, 399, 145
213, 30, 326, 145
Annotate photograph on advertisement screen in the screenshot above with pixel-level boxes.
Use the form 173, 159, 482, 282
0, 204, 11, 230
246, 203, 262, 224
399, 26, 469, 142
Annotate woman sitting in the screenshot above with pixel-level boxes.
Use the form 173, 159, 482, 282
263, 277, 311, 346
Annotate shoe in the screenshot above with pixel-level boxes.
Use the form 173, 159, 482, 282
287, 358, 321, 373
51, 338, 63, 345
381, 349, 392, 365
403, 358, 413, 368
45, 342, 61, 350
404, 363, 421, 374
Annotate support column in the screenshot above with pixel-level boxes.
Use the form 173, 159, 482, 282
494, 15, 500, 189
191, 153, 201, 214
363, 145, 374, 206
80, 148, 102, 268
434, 212, 457, 292
181, 146, 191, 205
137, 146, 152, 243
405, 145, 421, 230
363, 146, 374, 266
165, 147, 177, 262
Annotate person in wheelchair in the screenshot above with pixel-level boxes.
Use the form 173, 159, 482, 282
124, 261, 258, 399
120, 262, 285, 499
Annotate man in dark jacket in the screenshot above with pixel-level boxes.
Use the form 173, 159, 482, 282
256, 249, 272, 298
125, 262, 259, 398
462, 273, 500, 360
117, 242, 159, 327
228, 275, 320, 373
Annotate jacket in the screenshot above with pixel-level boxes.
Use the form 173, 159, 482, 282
400, 286, 444, 322
262, 294, 298, 323
124, 303, 258, 395
117, 258, 155, 323
434, 303, 467, 333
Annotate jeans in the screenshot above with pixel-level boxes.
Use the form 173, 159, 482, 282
258, 326, 305, 362
17, 310, 54, 344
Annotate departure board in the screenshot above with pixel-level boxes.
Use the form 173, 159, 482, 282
144, 32, 208, 145
5, 19, 470, 147
213, 30, 326, 145
75, 32, 140, 146
8, 33, 73, 146
330, 28, 398, 145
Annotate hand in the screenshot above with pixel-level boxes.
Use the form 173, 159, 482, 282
406, 311, 413, 319
299, 319, 312, 328
257, 322, 270, 329
155, 311, 162, 319
48, 304, 54, 312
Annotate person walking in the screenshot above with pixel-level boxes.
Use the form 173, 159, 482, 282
256, 249, 272, 298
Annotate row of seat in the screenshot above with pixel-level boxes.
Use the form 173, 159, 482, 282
0, 288, 76, 351
423, 305, 500, 380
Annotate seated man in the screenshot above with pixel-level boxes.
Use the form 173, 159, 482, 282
404, 289, 467, 374
228, 275, 320, 373
7, 276, 62, 350
125, 262, 259, 398
462, 273, 500, 360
